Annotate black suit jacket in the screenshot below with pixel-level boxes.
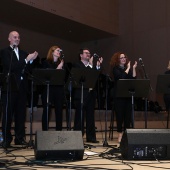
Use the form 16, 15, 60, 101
73, 60, 93, 69
72, 61, 99, 100
0, 46, 29, 90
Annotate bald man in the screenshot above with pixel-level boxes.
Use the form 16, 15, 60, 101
0, 31, 38, 148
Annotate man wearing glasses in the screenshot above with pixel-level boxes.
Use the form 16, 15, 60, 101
73, 48, 103, 143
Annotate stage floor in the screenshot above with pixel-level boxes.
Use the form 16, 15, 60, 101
0, 109, 170, 169
0, 132, 170, 170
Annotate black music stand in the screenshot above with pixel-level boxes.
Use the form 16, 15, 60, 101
156, 74, 170, 128
71, 68, 100, 135
116, 79, 150, 128
32, 69, 65, 131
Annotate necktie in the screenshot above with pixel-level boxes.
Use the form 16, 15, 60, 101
14, 48, 19, 60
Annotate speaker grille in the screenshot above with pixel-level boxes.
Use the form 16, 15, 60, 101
34, 131, 84, 160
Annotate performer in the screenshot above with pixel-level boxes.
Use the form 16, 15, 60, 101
0, 31, 38, 148
110, 52, 137, 143
41, 45, 64, 131
73, 48, 103, 143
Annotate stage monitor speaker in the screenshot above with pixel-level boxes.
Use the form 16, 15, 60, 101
34, 131, 84, 160
120, 129, 170, 160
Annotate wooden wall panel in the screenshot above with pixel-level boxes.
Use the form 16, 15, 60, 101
15, 0, 119, 34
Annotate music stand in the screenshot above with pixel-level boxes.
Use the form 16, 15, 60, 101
116, 79, 150, 128
32, 69, 65, 131
156, 74, 170, 128
71, 68, 100, 135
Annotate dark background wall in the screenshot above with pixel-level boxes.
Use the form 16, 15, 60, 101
82, 0, 170, 105
0, 0, 169, 106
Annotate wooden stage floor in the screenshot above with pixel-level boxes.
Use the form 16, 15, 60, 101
0, 131, 170, 170
0, 109, 170, 169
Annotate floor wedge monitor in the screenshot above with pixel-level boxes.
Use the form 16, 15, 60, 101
34, 131, 84, 160
120, 129, 170, 160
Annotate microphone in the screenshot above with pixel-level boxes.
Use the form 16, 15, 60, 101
139, 58, 144, 66
93, 53, 100, 59
59, 49, 64, 59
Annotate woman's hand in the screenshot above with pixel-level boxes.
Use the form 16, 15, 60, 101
57, 59, 64, 69
97, 57, 103, 67
133, 61, 137, 69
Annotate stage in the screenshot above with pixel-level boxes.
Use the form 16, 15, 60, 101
0, 131, 170, 170
0, 108, 170, 169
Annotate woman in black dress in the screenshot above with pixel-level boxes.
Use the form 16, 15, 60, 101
42, 45, 64, 131
110, 52, 137, 143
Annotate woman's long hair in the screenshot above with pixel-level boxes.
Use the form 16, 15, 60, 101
46, 45, 60, 63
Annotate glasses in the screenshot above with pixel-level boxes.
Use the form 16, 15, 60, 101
119, 56, 127, 60
83, 52, 91, 55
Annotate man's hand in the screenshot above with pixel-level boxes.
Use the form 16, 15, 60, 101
26, 51, 38, 62
89, 56, 93, 66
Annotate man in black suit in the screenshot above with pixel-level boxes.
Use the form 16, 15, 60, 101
73, 48, 103, 143
0, 31, 38, 148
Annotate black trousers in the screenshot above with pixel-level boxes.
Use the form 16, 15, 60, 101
74, 90, 97, 141
114, 97, 132, 132
2, 81, 27, 142
42, 86, 64, 131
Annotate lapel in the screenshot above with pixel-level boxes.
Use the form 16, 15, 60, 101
79, 61, 87, 68
8, 46, 19, 62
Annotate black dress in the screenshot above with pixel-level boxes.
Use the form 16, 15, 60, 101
112, 65, 136, 132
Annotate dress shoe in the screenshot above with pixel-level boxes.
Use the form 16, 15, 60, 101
86, 139, 99, 143
15, 139, 28, 145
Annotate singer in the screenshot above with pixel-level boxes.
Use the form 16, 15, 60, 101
0, 31, 38, 148
41, 45, 65, 131
73, 47, 103, 143
110, 52, 137, 143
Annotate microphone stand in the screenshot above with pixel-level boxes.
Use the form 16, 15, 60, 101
68, 75, 72, 130
4, 47, 14, 150
103, 74, 109, 147
102, 74, 116, 148
27, 76, 34, 148
64, 62, 75, 131
59, 52, 73, 130
140, 61, 153, 129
